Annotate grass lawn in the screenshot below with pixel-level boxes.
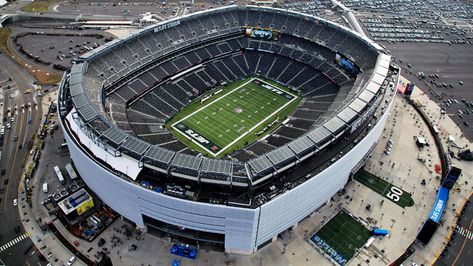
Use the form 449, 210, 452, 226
166, 77, 300, 157
21, 0, 57, 12
0, 28, 12, 52
310, 210, 371, 264
354, 169, 414, 208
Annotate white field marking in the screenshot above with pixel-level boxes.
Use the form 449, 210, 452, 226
0, 233, 29, 253
455, 224, 473, 240
172, 78, 298, 157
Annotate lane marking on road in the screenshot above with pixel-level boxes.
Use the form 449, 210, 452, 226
0, 233, 29, 253
454, 224, 473, 240
452, 218, 473, 266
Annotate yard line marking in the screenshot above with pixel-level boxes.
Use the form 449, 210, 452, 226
172, 78, 298, 156
175, 79, 253, 123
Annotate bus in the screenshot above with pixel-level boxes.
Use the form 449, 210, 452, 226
65, 163, 78, 180
54, 166, 65, 184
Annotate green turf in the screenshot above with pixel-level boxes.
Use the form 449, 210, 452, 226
353, 169, 414, 208
166, 77, 301, 157
311, 210, 371, 263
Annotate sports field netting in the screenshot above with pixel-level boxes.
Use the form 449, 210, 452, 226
310, 210, 371, 265
170, 78, 300, 157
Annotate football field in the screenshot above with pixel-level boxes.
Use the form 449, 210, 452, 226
170, 78, 300, 157
310, 210, 371, 265
353, 169, 414, 208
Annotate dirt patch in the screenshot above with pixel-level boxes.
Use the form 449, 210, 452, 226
21, 0, 57, 12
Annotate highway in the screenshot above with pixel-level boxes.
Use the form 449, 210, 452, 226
0, 52, 43, 265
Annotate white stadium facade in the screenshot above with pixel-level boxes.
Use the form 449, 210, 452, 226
58, 5, 400, 254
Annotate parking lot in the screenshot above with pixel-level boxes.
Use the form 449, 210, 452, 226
342, 0, 473, 23
53, 0, 202, 19
282, 0, 347, 26
331, 0, 473, 140
359, 17, 469, 44
385, 43, 473, 139
283, 0, 333, 16
14, 31, 110, 70
340, 0, 473, 44
339, 0, 473, 138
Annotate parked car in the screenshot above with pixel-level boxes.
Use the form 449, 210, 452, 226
67, 256, 76, 266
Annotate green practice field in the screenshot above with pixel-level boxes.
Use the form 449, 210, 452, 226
353, 170, 414, 208
167, 77, 300, 157
310, 210, 371, 265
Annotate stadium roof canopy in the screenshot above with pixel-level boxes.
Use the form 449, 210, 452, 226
201, 159, 233, 175
171, 153, 202, 171
144, 146, 175, 165
121, 137, 150, 156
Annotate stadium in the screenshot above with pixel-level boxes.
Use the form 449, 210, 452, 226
58, 5, 400, 254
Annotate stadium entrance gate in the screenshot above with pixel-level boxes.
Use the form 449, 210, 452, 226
143, 215, 225, 252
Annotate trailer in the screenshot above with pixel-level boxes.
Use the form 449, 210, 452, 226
65, 163, 78, 180
371, 228, 389, 236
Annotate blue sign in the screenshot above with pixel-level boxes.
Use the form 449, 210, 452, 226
340, 58, 355, 73
245, 28, 280, 40
335, 53, 359, 76
252, 29, 272, 39
429, 186, 449, 223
